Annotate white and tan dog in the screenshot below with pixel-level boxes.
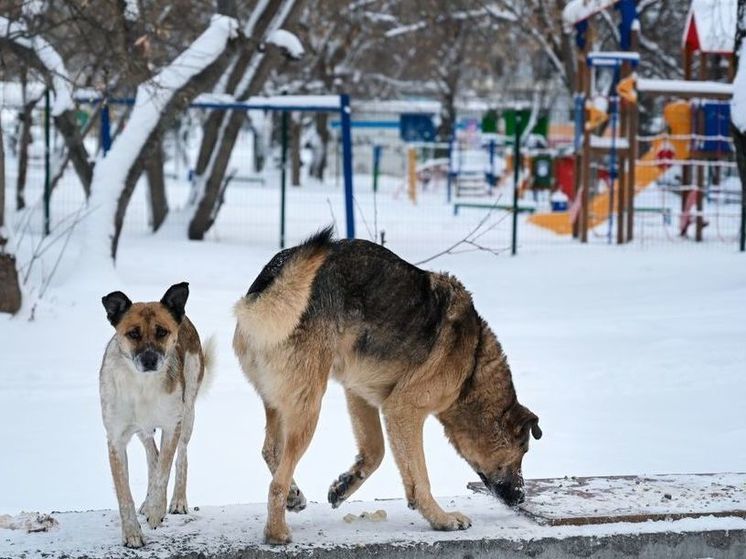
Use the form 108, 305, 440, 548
99, 282, 212, 548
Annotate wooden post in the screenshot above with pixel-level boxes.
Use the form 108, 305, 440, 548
695, 164, 704, 242
580, 34, 592, 244
407, 147, 417, 203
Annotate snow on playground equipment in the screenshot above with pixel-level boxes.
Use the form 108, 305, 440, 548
75, 93, 356, 247
530, 0, 742, 247
529, 0, 641, 243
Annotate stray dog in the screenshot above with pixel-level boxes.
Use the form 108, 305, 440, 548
233, 227, 542, 544
100, 282, 211, 548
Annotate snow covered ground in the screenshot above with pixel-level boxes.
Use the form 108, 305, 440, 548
1, 150, 745, 555
1, 224, 745, 518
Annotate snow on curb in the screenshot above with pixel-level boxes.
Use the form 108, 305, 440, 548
1, 496, 745, 559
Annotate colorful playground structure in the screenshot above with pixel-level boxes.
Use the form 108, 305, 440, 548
528, 0, 737, 243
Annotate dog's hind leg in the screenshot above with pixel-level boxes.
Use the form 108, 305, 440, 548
169, 408, 194, 514
262, 404, 307, 512
328, 390, 384, 508
265, 390, 324, 545
382, 402, 471, 532
137, 432, 159, 515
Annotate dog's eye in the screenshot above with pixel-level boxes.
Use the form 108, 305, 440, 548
155, 326, 169, 339
126, 329, 141, 341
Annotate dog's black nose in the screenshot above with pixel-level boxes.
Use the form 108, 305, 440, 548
139, 351, 159, 371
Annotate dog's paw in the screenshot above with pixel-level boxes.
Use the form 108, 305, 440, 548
122, 530, 145, 548
145, 503, 167, 529
327, 471, 356, 508
169, 497, 188, 515
264, 525, 292, 545
286, 485, 306, 512
431, 511, 472, 531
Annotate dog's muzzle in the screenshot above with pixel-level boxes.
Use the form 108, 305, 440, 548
135, 349, 162, 372
478, 472, 525, 506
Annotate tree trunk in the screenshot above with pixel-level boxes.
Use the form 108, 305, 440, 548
0, 35, 93, 197
16, 98, 38, 211
53, 111, 93, 197
734, 125, 746, 252
0, 111, 22, 315
0, 110, 5, 229
309, 112, 329, 181
85, 13, 239, 261
437, 90, 456, 141
291, 113, 302, 186
734, 0, 745, 251
145, 141, 168, 231
188, 0, 305, 240
252, 120, 266, 173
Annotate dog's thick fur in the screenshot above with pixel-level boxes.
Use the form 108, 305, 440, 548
99, 283, 211, 548
233, 228, 541, 544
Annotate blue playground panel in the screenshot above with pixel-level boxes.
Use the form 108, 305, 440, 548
400, 113, 436, 142
700, 102, 731, 153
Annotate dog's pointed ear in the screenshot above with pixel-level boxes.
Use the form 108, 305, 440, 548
102, 291, 132, 327
160, 282, 189, 323
510, 404, 542, 441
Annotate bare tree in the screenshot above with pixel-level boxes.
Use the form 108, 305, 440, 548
187, 0, 305, 240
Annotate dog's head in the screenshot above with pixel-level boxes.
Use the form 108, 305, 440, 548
443, 400, 541, 507
101, 282, 189, 373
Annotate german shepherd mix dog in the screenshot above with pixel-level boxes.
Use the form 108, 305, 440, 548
233, 228, 542, 544
99, 283, 211, 548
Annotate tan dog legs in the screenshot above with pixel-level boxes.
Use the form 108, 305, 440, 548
328, 390, 385, 507
261, 405, 307, 512
264, 393, 323, 544
383, 403, 471, 531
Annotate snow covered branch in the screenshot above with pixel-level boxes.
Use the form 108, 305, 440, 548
83, 13, 239, 263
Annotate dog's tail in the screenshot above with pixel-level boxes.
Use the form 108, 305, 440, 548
234, 226, 333, 349
198, 334, 217, 398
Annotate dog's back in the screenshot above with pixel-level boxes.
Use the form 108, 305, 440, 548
234, 227, 480, 389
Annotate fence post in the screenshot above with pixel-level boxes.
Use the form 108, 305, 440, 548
100, 102, 112, 155
340, 94, 355, 239
447, 136, 455, 203
372, 145, 381, 193
511, 117, 522, 256
44, 89, 51, 236
740, 184, 746, 252
488, 138, 496, 194
280, 109, 288, 250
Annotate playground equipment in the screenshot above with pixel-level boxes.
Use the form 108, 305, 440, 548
529, 0, 740, 245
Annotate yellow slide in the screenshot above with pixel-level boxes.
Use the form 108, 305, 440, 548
529, 101, 691, 235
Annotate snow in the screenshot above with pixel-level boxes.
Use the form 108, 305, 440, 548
0, 17, 73, 117
1, 498, 745, 558
732, 42, 746, 132
590, 136, 629, 149
636, 78, 734, 96
683, 0, 737, 54
122, 0, 140, 22
562, 0, 620, 30
266, 29, 304, 59
81, 14, 238, 267
1, 233, 745, 520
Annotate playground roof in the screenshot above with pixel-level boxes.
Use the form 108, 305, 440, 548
563, 0, 620, 30
636, 78, 733, 99
683, 0, 737, 54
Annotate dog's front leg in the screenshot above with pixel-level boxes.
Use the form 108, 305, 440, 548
137, 432, 159, 514
144, 425, 181, 529
383, 405, 471, 531
107, 441, 144, 548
